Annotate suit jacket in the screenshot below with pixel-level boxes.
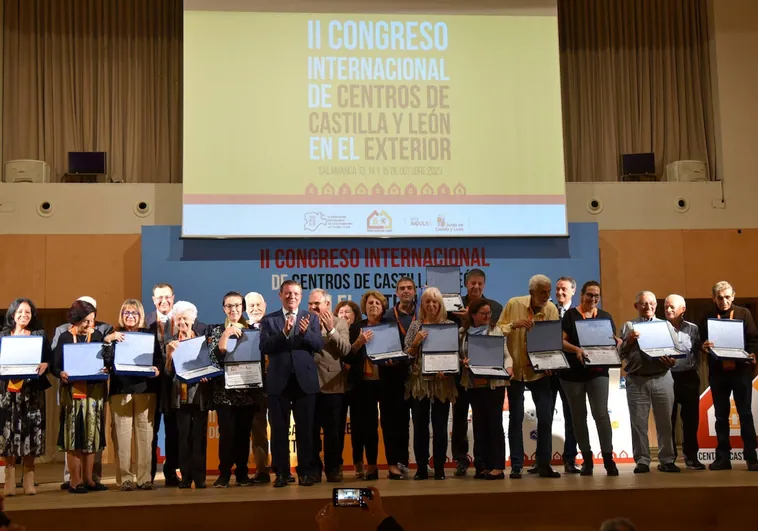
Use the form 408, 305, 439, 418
313, 317, 351, 394
51, 321, 113, 350
259, 308, 323, 396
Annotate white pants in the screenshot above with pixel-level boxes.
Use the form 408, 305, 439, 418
110, 393, 157, 485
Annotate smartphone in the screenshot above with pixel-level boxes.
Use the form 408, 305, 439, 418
333, 487, 373, 508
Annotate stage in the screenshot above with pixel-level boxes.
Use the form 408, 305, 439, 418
4, 463, 758, 531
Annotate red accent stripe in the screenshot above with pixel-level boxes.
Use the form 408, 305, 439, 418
183, 194, 566, 205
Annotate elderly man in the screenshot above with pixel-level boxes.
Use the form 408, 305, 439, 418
307, 289, 351, 482
497, 274, 561, 478
664, 294, 705, 470
245, 291, 267, 328
619, 291, 679, 473
699, 281, 758, 471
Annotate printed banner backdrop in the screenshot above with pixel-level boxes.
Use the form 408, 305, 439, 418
141, 222, 631, 471
697, 376, 758, 463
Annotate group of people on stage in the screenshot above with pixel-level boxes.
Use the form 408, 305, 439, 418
1, 271, 756, 495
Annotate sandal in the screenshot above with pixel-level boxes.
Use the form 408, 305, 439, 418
68, 484, 89, 494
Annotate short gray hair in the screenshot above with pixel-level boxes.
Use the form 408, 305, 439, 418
245, 292, 264, 304
172, 300, 198, 322
665, 294, 686, 308
528, 274, 551, 291
310, 289, 332, 305
635, 290, 656, 303
712, 280, 734, 296
599, 518, 636, 531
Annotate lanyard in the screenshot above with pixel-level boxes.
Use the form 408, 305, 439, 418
716, 310, 734, 320
575, 306, 598, 320
394, 306, 416, 337
71, 328, 92, 343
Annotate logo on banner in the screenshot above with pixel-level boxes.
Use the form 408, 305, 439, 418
304, 212, 328, 232
697, 376, 758, 462
367, 210, 392, 232
436, 214, 464, 233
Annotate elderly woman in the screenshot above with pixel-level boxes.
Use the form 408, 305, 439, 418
404, 287, 457, 480
459, 298, 513, 480
165, 301, 213, 489
333, 299, 362, 478
0, 298, 53, 496
103, 299, 161, 491
53, 300, 109, 494
208, 291, 259, 488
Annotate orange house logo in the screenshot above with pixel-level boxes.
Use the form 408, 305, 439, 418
367, 210, 392, 232
697, 376, 758, 460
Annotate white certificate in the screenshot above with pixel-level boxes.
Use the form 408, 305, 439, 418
224, 363, 263, 389
422, 353, 460, 374
442, 294, 465, 313
528, 351, 569, 372
584, 348, 622, 367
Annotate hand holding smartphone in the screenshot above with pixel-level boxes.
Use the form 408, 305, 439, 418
333, 487, 373, 508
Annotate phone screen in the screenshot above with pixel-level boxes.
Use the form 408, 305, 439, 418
333, 488, 369, 508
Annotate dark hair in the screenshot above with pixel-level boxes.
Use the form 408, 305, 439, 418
279, 280, 301, 293
465, 269, 486, 283
396, 276, 416, 289
581, 280, 601, 295
4, 298, 42, 332
557, 276, 577, 290
463, 298, 493, 331
67, 300, 96, 326
152, 282, 174, 295
222, 291, 244, 305
334, 300, 362, 321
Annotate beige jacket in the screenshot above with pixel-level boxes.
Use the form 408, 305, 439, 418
314, 317, 352, 393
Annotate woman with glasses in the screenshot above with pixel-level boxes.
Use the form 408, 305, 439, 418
208, 291, 259, 487
559, 280, 619, 476
102, 299, 162, 491
333, 300, 362, 478
52, 300, 109, 494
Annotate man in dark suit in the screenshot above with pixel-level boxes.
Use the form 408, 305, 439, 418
260, 280, 323, 487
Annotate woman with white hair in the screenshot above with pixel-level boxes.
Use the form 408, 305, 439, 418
403, 287, 457, 480
164, 301, 213, 489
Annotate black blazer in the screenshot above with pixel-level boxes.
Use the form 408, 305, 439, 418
259, 309, 323, 395
103, 328, 163, 396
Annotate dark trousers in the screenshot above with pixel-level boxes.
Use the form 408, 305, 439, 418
269, 375, 316, 477
550, 375, 578, 462
176, 404, 208, 485
671, 370, 701, 461
338, 391, 350, 466
507, 377, 554, 469
411, 397, 451, 471
251, 393, 270, 474
151, 408, 179, 481
451, 384, 482, 468
216, 404, 254, 479
469, 386, 506, 471
350, 380, 380, 465
313, 392, 344, 476
379, 365, 410, 467
710, 369, 757, 463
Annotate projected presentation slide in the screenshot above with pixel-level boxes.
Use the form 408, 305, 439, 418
183, 1, 567, 238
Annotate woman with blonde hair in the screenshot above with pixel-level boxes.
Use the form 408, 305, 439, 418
103, 299, 162, 491
404, 288, 457, 480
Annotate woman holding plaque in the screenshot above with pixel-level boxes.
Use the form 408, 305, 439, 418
164, 301, 212, 489
403, 288, 457, 480
102, 299, 161, 491
344, 292, 387, 481
0, 298, 53, 496
459, 299, 512, 480
53, 300, 109, 494
208, 291, 258, 488
559, 280, 619, 476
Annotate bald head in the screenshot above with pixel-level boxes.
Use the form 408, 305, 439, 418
664, 294, 686, 324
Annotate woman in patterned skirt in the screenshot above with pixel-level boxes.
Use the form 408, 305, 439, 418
53, 299, 109, 494
0, 298, 53, 496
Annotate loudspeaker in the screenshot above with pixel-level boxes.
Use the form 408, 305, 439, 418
674, 197, 690, 213
586, 197, 603, 215
37, 201, 54, 217
134, 200, 152, 217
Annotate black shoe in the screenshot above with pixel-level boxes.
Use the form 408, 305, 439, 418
312, 474, 323, 484
434, 469, 445, 480
165, 474, 181, 487
287, 472, 296, 483
580, 462, 594, 476
61, 481, 70, 490
252, 473, 270, 485
657, 463, 681, 473
388, 471, 404, 480
526, 463, 539, 474
685, 459, 707, 471
564, 461, 581, 474
364, 470, 379, 481
473, 470, 487, 479
214, 476, 230, 488
413, 470, 429, 480
747, 461, 758, 472
454, 460, 469, 477
538, 467, 561, 478
633, 464, 650, 474
604, 461, 619, 476
178, 480, 193, 489
509, 469, 522, 479
86, 482, 108, 492
484, 472, 505, 480
273, 474, 288, 488
236, 476, 253, 487
709, 459, 732, 471
326, 473, 342, 483
68, 484, 88, 494
298, 475, 315, 486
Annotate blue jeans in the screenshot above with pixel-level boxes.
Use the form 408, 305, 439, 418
507, 377, 554, 470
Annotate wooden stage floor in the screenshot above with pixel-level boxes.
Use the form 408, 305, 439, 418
5, 463, 758, 530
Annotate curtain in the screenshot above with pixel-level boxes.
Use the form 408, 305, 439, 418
2, 0, 182, 183
558, 0, 717, 182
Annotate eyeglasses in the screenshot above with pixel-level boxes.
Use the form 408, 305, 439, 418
154, 296, 173, 301
122, 311, 140, 318
584, 294, 601, 300
223, 303, 243, 310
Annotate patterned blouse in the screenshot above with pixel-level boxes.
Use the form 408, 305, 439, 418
207, 324, 260, 407
403, 319, 457, 404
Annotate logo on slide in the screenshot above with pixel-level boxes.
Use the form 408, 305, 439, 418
304, 212, 328, 232
367, 210, 392, 233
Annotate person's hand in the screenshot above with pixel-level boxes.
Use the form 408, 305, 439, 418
576, 348, 589, 365
166, 340, 179, 356
223, 326, 243, 339
299, 315, 310, 334
660, 356, 676, 368
452, 310, 468, 319
748, 353, 756, 366
151, 366, 160, 377
36, 362, 49, 375
512, 319, 534, 330
505, 367, 514, 377
413, 330, 429, 347
319, 309, 335, 332
436, 371, 447, 379
364, 487, 390, 528
101, 367, 110, 374
625, 330, 640, 344
702, 340, 714, 352
315, 503, 338, 531
462, 357, 470, 367
284, 314, 295, 335
200, 377, 209, 383
60, 371, 69, 384
105, 331, 126, 343
544, 370, 553, 376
